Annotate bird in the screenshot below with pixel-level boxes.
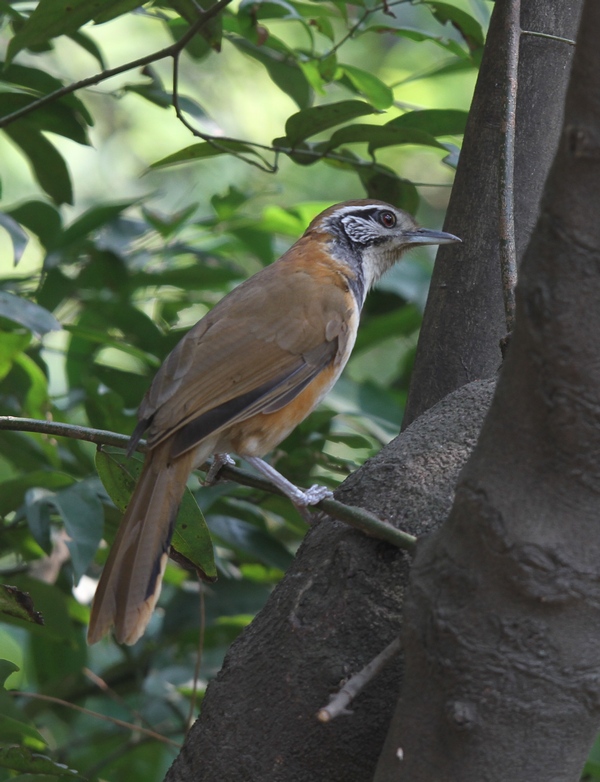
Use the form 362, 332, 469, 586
87, 199, 460, 645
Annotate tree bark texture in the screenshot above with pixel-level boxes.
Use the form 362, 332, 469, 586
165, 379, 494, 781
403, 0, 582, 428
374, 2, 600, 780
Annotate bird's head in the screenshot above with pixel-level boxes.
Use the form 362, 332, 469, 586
308, 199, 461, 302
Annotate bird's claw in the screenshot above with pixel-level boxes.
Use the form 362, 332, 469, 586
205, 453, 235, 485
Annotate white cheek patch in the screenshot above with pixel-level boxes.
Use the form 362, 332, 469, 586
342, 215, 383, 245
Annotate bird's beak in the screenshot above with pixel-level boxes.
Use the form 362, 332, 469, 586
402, 228, 462, 247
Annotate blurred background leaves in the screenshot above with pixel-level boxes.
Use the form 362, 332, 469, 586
0, 0, 487, 779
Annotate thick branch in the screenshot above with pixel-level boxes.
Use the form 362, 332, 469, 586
375, 2, 600, 780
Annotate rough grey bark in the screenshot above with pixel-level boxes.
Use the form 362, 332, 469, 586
165, 2, 584, 780
403, 0, 582, 428
165, 379, 494, 782
374, 2, 600, 779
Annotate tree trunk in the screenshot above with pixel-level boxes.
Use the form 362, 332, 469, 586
403, 0, 582, 428
374, 2, 600, 779
166, 380, 494, 782
165, 1, 583, 779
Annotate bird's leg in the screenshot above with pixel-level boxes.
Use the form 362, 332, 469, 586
244, 456, 333, 514
204, 452, 236, 485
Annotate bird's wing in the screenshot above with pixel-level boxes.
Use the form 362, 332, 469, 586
134, 262, 354, 455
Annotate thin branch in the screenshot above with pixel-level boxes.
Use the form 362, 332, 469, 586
498, 0, 521, 333
0, 415, 141, 451
0, 415, 417, 552
319, 0, 411, 60
11, 691, 181, 748
317, 637, 402, 722
186, 588, 206, 733
521, 30, 575, 46
172, 50, 277, 173
0, 0, 235, 130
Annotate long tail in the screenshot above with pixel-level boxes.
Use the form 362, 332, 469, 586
88, 441, 195, 645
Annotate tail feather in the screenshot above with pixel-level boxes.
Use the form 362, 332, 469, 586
88, 442, 195, 645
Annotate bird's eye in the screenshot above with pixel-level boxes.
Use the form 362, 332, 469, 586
379, 211, 396, 229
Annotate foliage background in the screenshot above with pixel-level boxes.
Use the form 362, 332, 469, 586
0, 1, 493, 779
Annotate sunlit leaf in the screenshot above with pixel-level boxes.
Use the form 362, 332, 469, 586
339, 64, 394, 109
283, 100, 379, 146
7, 0, 143, 62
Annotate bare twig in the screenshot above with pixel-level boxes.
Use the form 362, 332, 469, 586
0, 415, 417, 552
317, 637, 402, 722
0, 0, 234, 130
11, 691, 181, 748
498, 0, 521, 333
171, 51, 277, 173
521, 30, 575, 46
186, 588, 206, 733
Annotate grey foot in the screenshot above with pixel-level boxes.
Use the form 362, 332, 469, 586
293, 484, 334, 507
205, 453, 235, 485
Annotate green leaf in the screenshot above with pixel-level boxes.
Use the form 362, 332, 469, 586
6, 0, 143, 62
0, 94, 90, 144
7, 200, 62, 250
313, 123, 446, 155
3, 125, 72, 205
358, 166, 419, 213
0, 585, 44, 627
390, 109, 468, 136
339, 64, 393, 110
0, 62, 93, 125
0, 211, 28, 265
150, 139, 266, 169
0, 747, 87, 779
0, 332, 31, 381
425, 1, 485, 50
230, 36, 311, 109
67, 29, 107, 68
283, 100, 379, 146
0, 471, 74, 517
51, 480, 105, 583
0, 660, 19, 687
354, 305, 421, 352
95, 449, 217, 581
208, 515, 293, 570
0, 695, 47, 747
0, 291, 61, 337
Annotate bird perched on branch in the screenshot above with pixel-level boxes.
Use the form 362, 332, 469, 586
88, 199, 460, 645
